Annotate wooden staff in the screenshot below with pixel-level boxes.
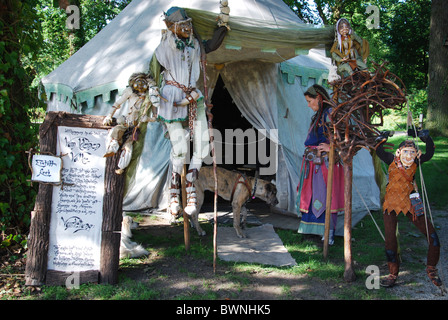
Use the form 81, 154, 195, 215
323, 141, 335, 259
195, 28, 219, 274
342, 156, 356, 282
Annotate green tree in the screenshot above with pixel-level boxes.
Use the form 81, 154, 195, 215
426, 0, 448, 135
29, 0, 131, 88
284, 0, 431, 126
0, 0, 42, 236
1, 0, 131, 238
380, 0, 431, 91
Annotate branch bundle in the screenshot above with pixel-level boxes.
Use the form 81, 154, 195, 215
326, 61, 407, 161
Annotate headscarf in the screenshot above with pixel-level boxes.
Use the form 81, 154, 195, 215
304, 84, 331, 133
304, 84, 331, 101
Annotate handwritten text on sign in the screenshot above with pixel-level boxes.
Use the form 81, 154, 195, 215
31, 155, 62, 184
48, 126, 108, 272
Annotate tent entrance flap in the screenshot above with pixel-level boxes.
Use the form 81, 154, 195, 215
209, 76, 276, 179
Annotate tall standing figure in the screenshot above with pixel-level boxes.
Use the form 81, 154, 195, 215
296, 84, 345, 244
376, 130, 442, 288
152, 5, 229, 217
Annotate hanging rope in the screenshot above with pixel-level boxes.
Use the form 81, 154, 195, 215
407, 104, 447, 294
353, 182, 385, 241
406, 103, 433, 242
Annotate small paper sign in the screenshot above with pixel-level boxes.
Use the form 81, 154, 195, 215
31, 154, 62, 184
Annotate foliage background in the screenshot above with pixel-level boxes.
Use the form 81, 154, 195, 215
0, 0, 439, 246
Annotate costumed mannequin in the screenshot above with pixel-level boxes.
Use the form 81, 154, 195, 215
330, 18, 369, 78
103, 72, 159, 174
151, 4, 229, 217
376, 130, 442, 288
296, 84, 345, 244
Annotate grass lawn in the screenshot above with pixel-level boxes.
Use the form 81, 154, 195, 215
3, 131, 446, 301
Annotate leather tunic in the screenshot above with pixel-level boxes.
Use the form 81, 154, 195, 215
383, 159, 417, 216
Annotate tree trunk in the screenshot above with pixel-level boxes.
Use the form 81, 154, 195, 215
427, 0, 448, 135
343, 157, 356, 282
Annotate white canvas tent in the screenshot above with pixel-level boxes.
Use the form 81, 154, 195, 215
41, 0, 380, 219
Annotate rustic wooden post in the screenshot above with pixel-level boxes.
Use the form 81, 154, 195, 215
342, 156, 356, 282
323, 141, 335, 259
25, 112, 125, 286
100, 153, 125, 284
25, 113, 58, 286
181, 164, 190, 252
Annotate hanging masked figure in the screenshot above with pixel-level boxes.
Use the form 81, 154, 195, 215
151, 6, 229, 218
376, 130, 442, 288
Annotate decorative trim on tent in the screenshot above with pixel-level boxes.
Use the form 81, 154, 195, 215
280, 62, 329, 87
41, 81, 127, 111
42, 83, 74, 105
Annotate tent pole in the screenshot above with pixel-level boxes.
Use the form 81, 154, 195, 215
323, 141, 335, 259
206, 85, 219, 274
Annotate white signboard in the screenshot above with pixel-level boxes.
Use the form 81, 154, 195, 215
47, 126, 109, 272
31, 154, 62, 184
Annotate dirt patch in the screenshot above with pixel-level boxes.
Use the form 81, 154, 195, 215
384, 210, 448, 300
120, 215, 335, 300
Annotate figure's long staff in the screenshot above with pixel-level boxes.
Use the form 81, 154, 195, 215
194, 28, 219, 274
323, 140, 335, 259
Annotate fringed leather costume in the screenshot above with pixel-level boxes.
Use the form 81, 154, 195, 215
376, 132, 442, 288
382, 160, 417, 219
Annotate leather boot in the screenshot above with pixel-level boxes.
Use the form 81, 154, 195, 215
169, 172, 181, 217
381, 262, 399, 288
426, 265, 443, 287
184, 168, 198, 216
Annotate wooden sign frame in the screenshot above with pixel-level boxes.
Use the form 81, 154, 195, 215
25, 112, 125, 286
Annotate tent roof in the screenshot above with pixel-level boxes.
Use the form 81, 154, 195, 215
40, 0, 334, 108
